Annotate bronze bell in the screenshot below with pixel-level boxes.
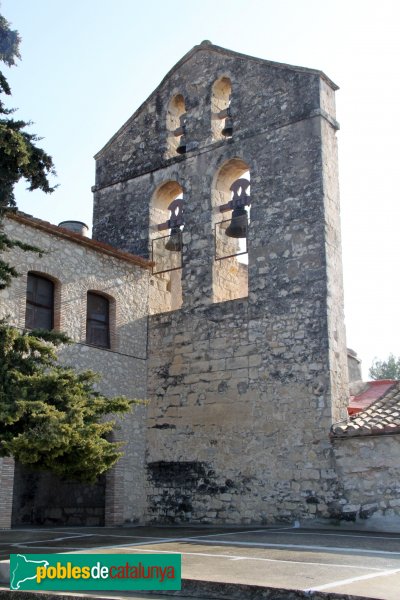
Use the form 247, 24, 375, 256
176, 135, 186, 154
165, 226, 183, 252
176, 113, 187, 154
222, 116, 233, 137
225, 207, 248, 238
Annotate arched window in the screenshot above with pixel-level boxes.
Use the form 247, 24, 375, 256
26, 273, 54, 330
212, 159, 250, 303
86, 292, 110, 348
149, 181, 184, 314
166, 94, 187, 157
211, 77, 233, 141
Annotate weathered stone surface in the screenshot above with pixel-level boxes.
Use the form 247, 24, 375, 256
0, 214, 150, 527
332, 435, 400, 522
4, 43, 397, 529
93, 43, 348, 523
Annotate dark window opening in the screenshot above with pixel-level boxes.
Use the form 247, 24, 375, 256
86, 292, 110, 348
26, 273, 54, 330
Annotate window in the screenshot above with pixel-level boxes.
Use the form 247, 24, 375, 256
212, 159, 250, 303
211, 77, 232, 141
149, 181, 184, 314
166, 94, 187, 157
86, 292, 110, 348
26, 273, 54, 330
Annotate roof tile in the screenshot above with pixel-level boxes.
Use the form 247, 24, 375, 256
332, 382, 400, 438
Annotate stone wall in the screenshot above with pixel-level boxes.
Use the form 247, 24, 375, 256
0, 215, 150, 527
0, 458, 14, 528
213, 258, 248, 303
347, 349, 362, 382
92, 44, 348, 524
332, 435, 400, 523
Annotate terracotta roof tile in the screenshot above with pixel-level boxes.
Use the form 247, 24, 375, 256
332, 382, 400, 438
348, 379, 396, 415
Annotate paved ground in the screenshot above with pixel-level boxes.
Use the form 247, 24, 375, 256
1, 525, 400, 599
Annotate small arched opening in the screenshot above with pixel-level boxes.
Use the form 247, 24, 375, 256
211, 77, 233, 141
212, 158, 250, 303
149, 181, 184, 313
166, 94, 187, 158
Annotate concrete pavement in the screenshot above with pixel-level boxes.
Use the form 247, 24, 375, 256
1, 524, 400, 598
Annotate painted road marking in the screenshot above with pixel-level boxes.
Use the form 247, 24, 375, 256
305, 567, 400, 592
181, 538, 400, 556
263, 530, 400, 542
113, 545, 388, 570
40, 533, 400, 558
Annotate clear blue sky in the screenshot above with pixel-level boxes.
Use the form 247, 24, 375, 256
2, 0, 400, 376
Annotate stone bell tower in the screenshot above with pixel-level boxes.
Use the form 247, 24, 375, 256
92, 41, 348, 523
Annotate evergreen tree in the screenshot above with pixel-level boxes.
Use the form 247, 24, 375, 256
0, 13, 136, 482
369, 354, 400, 381
0, 12, 56, 288
0, 323, 135, 482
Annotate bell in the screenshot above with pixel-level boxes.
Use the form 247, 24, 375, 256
225, 207, 248, 238
165, 226, 182, 252
221, 116, 233, 137
176, 135, 186, 154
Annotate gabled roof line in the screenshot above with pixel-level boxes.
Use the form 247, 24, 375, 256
5, 211, 152, 269
94, 41, 338, 160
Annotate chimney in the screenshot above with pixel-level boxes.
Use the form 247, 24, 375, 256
58, 220, 90, 237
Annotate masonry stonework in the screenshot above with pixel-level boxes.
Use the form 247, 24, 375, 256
332, 436, 400, 522
3, 43, 396, 529
0, 214, 150, 527
92, 43, 349, 523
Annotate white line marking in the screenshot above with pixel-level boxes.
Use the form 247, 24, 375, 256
48, 530, 277, 552
9, 526, 400, 542
184, 527, 295, 539
305, 567, 400, 592
67, 537, 202, 550
180, 538, 400, 556
13, 534, 93, 543
266, 530, 400, 542
108, 545, 385, 570
63, 534, 400, 557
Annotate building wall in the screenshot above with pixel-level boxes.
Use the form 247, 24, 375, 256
0, 458, 14, 528
347, 349, 362, 382
92, 46, 349, 523
332, 435, 400, 523
0, 216, 150, 527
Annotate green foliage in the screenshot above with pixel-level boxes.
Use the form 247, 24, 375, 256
0, 13, 136, 484
0, 323, 136, 482
0, 12, 56, 205
369, 354, 400, 381
0, 11, 56, 288
0, 14, 21, 67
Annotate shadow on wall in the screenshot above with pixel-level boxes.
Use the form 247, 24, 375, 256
11, 461, 105, 527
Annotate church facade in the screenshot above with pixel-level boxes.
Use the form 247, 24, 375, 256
1, 43, 399, 529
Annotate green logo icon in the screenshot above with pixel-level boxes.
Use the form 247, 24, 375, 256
10, 554, 181, 591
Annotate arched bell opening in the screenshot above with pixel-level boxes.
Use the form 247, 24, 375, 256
149, 181, 184, 314
166, 94, 187, 158
211, 77, 233, 141
212, 158, 250, 303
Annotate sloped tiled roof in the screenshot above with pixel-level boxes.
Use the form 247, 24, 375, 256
332, 382, 400, 438
348, 379, 397, 415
